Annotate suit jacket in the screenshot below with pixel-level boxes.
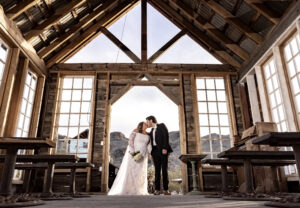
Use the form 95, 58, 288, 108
150, 123, 173, 153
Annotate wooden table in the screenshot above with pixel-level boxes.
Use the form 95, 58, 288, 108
0, 137, 55, 196
217, 150, 294, 193
179, 154, 207, 195
252, 132, 300, 183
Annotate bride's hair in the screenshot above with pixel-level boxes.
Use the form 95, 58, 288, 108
137, 122, 144, 133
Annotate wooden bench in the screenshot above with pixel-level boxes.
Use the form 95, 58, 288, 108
217, 150, 295, 193
0, 137, 55, 196
252, 132, 300, 184
0, 154, 79, 196
14, 162, 94, 196
202, 158, 296, 193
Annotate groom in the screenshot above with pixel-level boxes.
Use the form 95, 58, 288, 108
146, 115, 173, 195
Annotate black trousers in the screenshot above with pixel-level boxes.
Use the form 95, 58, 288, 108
151, 147, 169, 191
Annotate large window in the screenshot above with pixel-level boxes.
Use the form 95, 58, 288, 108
283, 33, 300, 122
196, 77, 232, 159
0, 39, 9, 88
55, 77, 94, 159
263, 58, 296, 174
263, 58, 288, 132
14, 70, 38, 179
15, 71, 37, 137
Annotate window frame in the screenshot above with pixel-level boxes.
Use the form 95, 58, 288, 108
282, 32, 300, 127
0, 37, 10, 106
195, 75, 235, 159
53, 75, 96, 164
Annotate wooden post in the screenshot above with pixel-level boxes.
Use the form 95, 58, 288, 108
4, 57, 29, 136
0, 48, 20, 136
141, 0, 147, 64
101, 73, 111, 193
221, 165, 228, 193
225, 75, 238, 136
179, 74, 188, 194
238, 83, 252, 129
246, 74, 262, 123
191, 74, 203, 191
255, 66, 271, 122
244, 159, 254, 193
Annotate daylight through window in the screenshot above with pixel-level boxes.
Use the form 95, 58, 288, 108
55, 77, 94, 159
0, 39, 9, 89
196, 77, 232, 159
14, 70, 38, 179
283, 33, 300, 123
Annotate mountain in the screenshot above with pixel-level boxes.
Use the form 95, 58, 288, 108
109, 131, 181, 171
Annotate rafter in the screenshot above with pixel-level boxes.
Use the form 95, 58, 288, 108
100, 27, 141, 63
149, 0, 241, 68
148, 29, 186, 63
240, 0, 300, 80
37, 0, 118, 59
6, 0, 38, 20
244, 0, 279, 24
45, 0, 138, 67
202, 0, 263, 44
170, 0, 249, 61
24, 0, 86, 42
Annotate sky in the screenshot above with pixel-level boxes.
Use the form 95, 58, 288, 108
66, 2, 221, 137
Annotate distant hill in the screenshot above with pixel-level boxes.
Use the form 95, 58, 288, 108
109, 131, 181, 171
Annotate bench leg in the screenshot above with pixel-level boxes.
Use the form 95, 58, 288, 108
22, 170, 32, 193
221, 165, 228, 193
270, 166, 280, 192
0, 148, 18, 195
292, 145, 300, 184
43, 162, 55, 195
69, 168, 76, 195
244, 159, 254, 193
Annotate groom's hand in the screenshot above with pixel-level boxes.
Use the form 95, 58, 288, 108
162, 149, 167, 155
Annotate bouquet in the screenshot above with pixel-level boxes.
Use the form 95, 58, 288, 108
132, 151, 143, 162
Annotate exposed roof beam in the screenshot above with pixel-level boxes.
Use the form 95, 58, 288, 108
0, 6, 46, 74
239, 0, 300, 81
6, 0, 37, 20
148, 29, 186, 63
202, 0, 263, 44
149, 0, 241, 68
38, 0, 118, 59
170, 0, 249, 61
244, 0, 279, 24
50, 63, 237, 74
45, 0, 138, 67
100, 27, 141, 63
24, 0, 86, 42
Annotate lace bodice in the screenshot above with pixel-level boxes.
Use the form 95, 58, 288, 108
128, 132, 152, 157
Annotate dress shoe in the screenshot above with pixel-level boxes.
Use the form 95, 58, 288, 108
154, 190, 160, 195
163, 190, 171, 195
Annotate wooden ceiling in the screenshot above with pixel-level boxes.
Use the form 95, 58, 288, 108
0, 0, 296, 72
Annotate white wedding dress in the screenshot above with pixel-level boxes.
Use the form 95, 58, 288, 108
108, 132, 152, 195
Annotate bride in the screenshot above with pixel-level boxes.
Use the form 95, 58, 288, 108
108, 121, 152, 195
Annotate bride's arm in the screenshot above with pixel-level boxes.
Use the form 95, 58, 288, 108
147, 139, 152, 154
128, 130, 137, 154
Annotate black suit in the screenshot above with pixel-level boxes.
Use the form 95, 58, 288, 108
150, 123, 172, 191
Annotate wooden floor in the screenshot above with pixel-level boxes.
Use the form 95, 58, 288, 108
38, 194, 268, 208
